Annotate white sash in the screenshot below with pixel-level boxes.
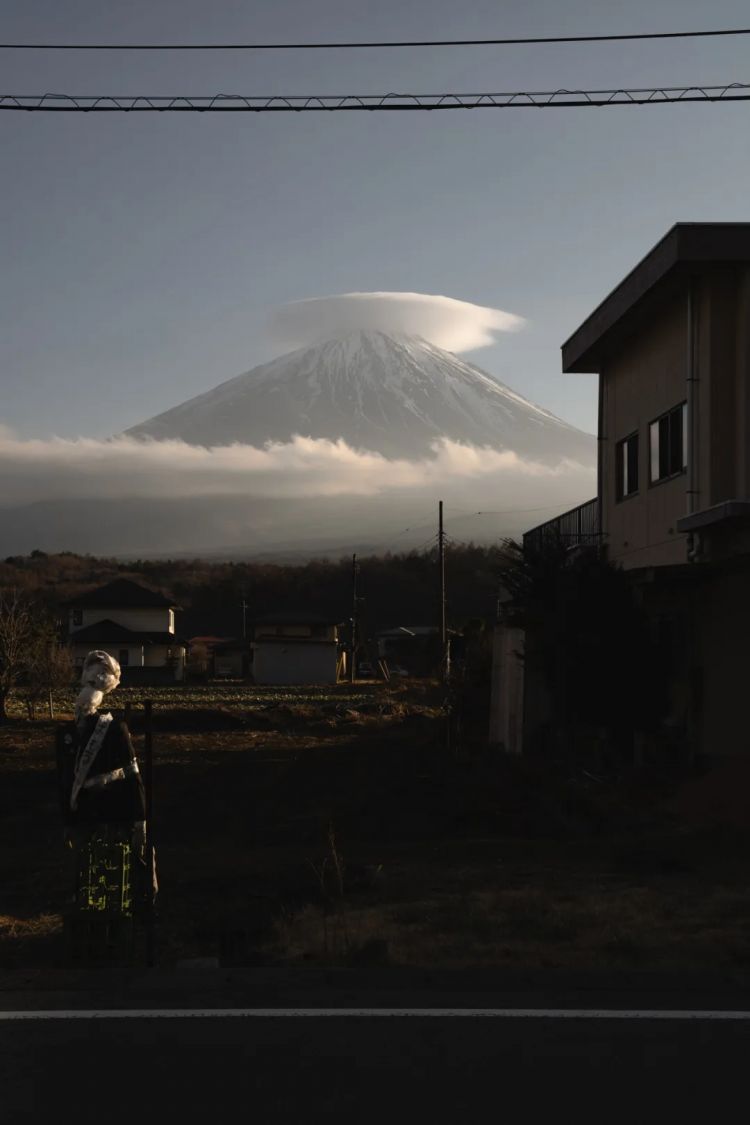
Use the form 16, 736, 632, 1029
70, 713, 113, 811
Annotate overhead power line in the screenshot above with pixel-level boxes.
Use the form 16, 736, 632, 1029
2, 27, 750, 50
2, 83, 750, 112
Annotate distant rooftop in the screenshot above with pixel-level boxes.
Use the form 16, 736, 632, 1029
69, 577, 177, 609
69, 619, 184, 646
253, 611, 343, 626
562, 223, 750, 374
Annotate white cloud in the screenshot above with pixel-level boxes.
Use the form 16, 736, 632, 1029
0, 433, 592, 506
268, 292, 525, 353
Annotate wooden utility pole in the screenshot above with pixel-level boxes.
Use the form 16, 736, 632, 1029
144, 699, 155, 967
349, 553, 358, 683
438, 500, 448, 680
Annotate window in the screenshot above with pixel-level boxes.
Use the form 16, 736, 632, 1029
615, 432, 639, 500
650, 402, 688, 485
119, 649, 130, 667
72, 610, 82, 627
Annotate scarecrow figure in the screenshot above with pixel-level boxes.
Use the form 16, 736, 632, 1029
56, 651, 156, 958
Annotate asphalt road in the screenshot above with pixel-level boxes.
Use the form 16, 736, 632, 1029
2, 1000, 749, 1123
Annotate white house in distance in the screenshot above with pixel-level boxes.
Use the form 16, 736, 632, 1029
68, 578, 186, 682
252, 612, 344, 685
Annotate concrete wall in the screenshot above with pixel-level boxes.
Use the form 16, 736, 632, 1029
696, 568, 750, 757
253, 642, 339, 685
488, 623, 525, 753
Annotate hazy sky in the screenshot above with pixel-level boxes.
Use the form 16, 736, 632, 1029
3, 0, 750, 440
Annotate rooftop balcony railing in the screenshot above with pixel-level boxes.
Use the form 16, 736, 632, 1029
522, 497, 601, 554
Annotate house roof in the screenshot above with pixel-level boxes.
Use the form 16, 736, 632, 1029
378, 625, 438, 638
252, 637, 338, 647
69, 619, 134, 643
70, 619, 186, 646
69, 578, 177, 610
562, 223, 750, 374
253, 611, 343, 626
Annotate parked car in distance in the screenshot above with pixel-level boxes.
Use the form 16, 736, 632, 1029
358, 661, 374, 677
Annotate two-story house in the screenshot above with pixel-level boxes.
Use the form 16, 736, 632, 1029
68, 578, 186, 682
494, 223, 750, 762
252, 612, 344, 684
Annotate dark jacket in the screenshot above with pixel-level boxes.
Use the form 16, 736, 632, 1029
56, 713, 146, 826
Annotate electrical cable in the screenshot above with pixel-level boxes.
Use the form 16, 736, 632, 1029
3, 27, 750, 50
2, 83, 750, 112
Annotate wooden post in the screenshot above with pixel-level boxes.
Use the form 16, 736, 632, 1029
438, 501, 448, 680
144, 699, 155, 967
349, 554, 358, 683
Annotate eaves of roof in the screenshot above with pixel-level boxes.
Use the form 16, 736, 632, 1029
562, 223, 750, 374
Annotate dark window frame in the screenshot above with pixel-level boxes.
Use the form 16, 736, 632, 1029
615, 430, 640, 502
649, 401, 688, 488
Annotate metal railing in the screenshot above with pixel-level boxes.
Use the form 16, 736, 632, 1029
523, 497, 601, 553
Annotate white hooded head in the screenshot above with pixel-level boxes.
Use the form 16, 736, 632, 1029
75, 650, 121, 724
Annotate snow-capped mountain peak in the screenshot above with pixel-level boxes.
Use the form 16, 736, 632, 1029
127, 329, 594, 463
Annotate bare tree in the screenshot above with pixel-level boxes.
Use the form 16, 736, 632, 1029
21, 616, 73, 720
0, 590, 33, 723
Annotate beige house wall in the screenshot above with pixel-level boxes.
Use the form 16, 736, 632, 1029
602, 290, 689, 569
72, 642, 185, 677
72, 643, 144, 669
601, 267, 750, 569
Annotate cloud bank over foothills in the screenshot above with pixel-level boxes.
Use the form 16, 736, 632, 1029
267, 292, 525, 354
0, 432, 594, 506
0, 291, 593, 554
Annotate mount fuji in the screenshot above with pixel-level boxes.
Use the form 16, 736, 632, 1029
126, 330, 595, 464
0, 331, 596, 558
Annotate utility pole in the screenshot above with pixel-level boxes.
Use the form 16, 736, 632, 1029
350, 553, 359, 683
438, 500, 448, 680
240, 597, 249, 640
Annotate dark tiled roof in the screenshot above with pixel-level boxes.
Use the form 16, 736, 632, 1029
70, 619, 185, 646
69, 578, 177, 609
140, 632, 187, 646
69, 619, 134, 643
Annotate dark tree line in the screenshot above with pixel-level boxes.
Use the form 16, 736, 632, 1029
0, 544, 506, 641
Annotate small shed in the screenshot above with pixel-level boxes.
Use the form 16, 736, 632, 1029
212, 638, 251, 679
252, 612, 344, 685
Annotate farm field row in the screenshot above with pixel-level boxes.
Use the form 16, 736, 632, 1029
6, 681, 382, 718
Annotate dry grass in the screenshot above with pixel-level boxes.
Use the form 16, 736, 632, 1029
0, 913, 62, 941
